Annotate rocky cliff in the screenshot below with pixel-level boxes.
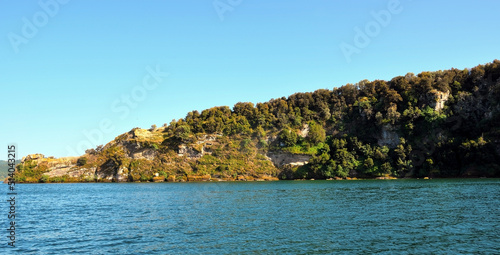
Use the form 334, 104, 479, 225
266, 152, 312, 168
14, 128, 283, 183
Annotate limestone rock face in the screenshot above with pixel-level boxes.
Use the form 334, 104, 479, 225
420, 90, 450, 112
431, 90, 450, 112
266, 152, 312, 168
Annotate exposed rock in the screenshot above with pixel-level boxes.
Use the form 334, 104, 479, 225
177, 134, 219, 159
375, 176, 397, 180
266, 152, 312, 168
115, 166, 128, 182
30, 156, 80, 177
298, 124, 309, 138
431, 90, 450, 112
45, 164, 75, 177
153, 176, 165, 182
17, 132, 283, 182
236, 175, 257, 181
66, 167, 96, 179
21, 153, 45, 163
45, 165, 75, 177
421, 90, 450, 112
122, 141, 157, 160
178, 145, 203, 159
197, 134, 217, 142
266, 135, 278, 144
259, 175, 279, 181
187, 174, 211, 181
289, 162, 307, 167
131, 148, 156, 160
377, 124, 399, 148
96, 160, 116, 181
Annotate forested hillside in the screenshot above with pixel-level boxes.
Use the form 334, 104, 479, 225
13, 61, 500, 182
0, 160, 20, 180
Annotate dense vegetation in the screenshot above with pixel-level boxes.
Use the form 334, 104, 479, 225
162, 60, 500, 179
13, 61, 500, 182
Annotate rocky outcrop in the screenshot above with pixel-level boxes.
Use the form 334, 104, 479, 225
21, 155, 84, 178
123, 141, 156, 160
432, 90, 450, 112
96, 160, 116, 181
377, 124, 399, 148
45, 161, 77, 177
177, 134, 219, 159
178, 145, 203, 159
21, 153, 45, 163
298, 124, 309, 138
421, 90, 450, 112
16, 130, 285, 183
266, 151, 312, 168
115, 166, 128, 182
65, 167, 96, 179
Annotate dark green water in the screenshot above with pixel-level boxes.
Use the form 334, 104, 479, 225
4, 179, 500, 254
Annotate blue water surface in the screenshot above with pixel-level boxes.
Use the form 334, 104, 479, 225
2, 179, 499, 254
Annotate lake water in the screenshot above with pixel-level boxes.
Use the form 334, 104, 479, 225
3, 179, 500, 254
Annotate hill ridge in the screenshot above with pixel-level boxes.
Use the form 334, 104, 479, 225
12, 60, 500, 183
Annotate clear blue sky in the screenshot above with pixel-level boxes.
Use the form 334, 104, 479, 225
1, 0, 499, 160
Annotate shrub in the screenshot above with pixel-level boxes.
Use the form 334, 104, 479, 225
39, 174, 50, 183
77, 157, 87, 166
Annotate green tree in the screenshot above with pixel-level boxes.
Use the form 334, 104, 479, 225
175, 125, 191, 141
307, 122, 326, 144
364, 158, 374, 169
279, 128, 298, 147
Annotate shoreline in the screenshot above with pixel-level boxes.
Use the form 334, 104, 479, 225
5, 176, 498, 184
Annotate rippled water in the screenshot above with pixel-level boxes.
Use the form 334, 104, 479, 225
3, 179, 499, 254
